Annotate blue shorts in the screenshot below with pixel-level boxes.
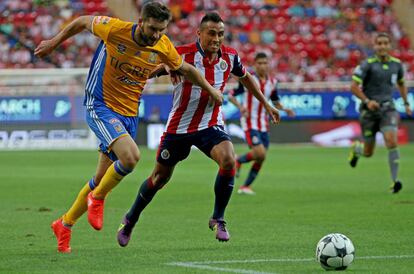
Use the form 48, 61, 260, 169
156, 125, 231, 166
245, 129, 269, 149
86, 103, 138, 161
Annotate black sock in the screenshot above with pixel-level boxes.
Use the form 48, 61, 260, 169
212, 168, 235, 220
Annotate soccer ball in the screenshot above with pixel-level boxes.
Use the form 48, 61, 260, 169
316, 233, 355, 270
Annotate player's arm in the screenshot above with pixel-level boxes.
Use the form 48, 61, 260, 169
176, 62, 223, 105
239, 72, 280, 123
396, 63, 412, 116
34, 16, 94, 58
397, 81, 412, 116
228, 82, 247, 117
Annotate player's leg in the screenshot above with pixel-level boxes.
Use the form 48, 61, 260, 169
381, 110, 401, 193
117, 162, 175, 246
195, 126, 235, 241
88, 135, 140, 230
85, 109, 140, 230
235, 131, 255, 177
51, 153, 112, 253
349, 111, 377, 167
117, 132, 190, 246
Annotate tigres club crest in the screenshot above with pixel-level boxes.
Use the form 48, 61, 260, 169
160, 149, 170, 160
219, 59, 228, 71
148, 51, 158, 63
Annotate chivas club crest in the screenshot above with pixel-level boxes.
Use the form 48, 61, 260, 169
219, 59, 228, 71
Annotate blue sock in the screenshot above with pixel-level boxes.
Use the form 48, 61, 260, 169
213, 168, 235, 220
237, 152, 253, 164
126, 178, 162, 226
244, 162, 262, 187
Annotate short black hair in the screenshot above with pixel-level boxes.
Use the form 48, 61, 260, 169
255, 52, 268, 60
141, 1, 171, 22
200, 12, 224, 28
375, 32, 391, 43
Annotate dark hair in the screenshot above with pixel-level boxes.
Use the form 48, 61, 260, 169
200, 12, 224, 28
375, 32, 391, 42
255, 52, 268, 60
141, 1, 171, 22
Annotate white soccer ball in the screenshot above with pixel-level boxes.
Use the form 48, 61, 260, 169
316, 233, 355, 271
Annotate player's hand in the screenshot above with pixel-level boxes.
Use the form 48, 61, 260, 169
207, 88, 223, 106
405, 104, 412, 116
367, 100, 380, 111
265, 104, 280, 124
285, 108, 295, 117
240, 106, 248, 118
34, 39, 57, 58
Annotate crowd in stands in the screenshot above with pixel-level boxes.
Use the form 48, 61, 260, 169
1, 0, 413, 83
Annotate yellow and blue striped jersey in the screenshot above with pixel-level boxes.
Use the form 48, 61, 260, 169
85, 16, 183, 116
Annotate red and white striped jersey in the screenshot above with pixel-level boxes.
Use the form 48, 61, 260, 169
165, 42, 246, 134
232, 72, 279, 132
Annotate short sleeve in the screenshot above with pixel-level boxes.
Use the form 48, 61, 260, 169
231, 81, 245, 96
158, 38, 183, 71
352, 60, 369, 84
270, 81, 280, 101
231, 55, 247, 78
91, 16, 117, 42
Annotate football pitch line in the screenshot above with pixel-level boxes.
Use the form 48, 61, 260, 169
166, 255, 414, 273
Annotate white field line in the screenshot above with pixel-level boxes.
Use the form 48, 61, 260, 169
167, 254, 414, 273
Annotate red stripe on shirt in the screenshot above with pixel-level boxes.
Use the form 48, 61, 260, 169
188, 60, 215, 132
166, 52, 196, 133
257, 80, 265, 131
209, 53, 231, 127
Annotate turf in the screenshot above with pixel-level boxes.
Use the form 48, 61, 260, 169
0, 144, 413, 273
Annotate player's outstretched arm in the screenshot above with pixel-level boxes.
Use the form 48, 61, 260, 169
397, 82, 412, 116
240, 72, 280, 124
176, 62, 223, 105
34, 16, 94, 58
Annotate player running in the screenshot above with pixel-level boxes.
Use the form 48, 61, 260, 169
348, 32, 412, 193
229, 52, 295, 195
116, 12, 280, 246
35, 2, 223, 253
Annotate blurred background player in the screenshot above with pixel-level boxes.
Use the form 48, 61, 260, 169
34, 2, 223, 253
348, 32, 412, 193
229, 52, 295, 195
116, 12, 280, 246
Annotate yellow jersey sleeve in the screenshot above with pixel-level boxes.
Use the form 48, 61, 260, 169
91, 16, 119, 42
158, 37, 183, 71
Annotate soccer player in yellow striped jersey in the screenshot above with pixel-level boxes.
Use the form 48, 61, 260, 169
35, 2, 223, 253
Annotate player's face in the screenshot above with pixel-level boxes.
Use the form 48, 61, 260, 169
374, 36, 391, 57
198, 21, 225, 54
254, 58, 269, 75
140, 18, 168, 46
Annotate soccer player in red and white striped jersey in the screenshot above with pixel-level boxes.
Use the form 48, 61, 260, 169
117, 13, 280, 245
229, 52, 295, 195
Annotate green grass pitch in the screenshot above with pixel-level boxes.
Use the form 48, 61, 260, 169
0, 144, 413, 273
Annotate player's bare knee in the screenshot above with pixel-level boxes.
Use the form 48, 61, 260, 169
256, 152, 266, 163
220, 155, 236, 170
120, 152, 140, 170
152, 172, 170, 186
364, 151, 373, 157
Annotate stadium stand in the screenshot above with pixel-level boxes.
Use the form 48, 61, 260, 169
1, 0, 413, 82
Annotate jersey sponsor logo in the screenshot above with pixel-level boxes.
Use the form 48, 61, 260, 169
94, 16, 110, 25
110, 55, 152, 78
117, 43, 127, 55
116, 75, 141, 86
148, 51, 158, 63
160, 149, 170, 159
